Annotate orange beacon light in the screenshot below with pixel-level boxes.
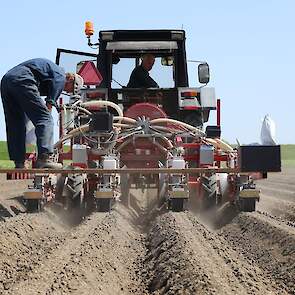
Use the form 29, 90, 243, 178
85, 21, 94, 37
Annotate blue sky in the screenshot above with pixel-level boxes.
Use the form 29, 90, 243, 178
0, 0, 294, 144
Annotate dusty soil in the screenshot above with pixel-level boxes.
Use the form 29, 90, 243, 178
0, 170, 294, 295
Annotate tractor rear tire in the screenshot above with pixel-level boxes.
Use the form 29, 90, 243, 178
201, 174, 217, 210
55, 174, 66, 205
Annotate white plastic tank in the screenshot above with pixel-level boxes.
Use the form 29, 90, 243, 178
72, 144, 88, 165
170, 157, 186, 169
102, 156, 118, 169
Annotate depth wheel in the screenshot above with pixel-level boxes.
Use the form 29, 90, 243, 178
64, 174, 84, 211
169, 198, 185, 212
96, 198, 112, 212
26, 199, 43, 213
63, 173, 84, 223
239, 198, 256, 212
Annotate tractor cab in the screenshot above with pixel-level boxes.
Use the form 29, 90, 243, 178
56, 29, 216, 129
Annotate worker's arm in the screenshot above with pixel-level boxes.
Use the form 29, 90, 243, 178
143, 75, 159, 88
46, 102, 53, 112
45, 72, 66, 108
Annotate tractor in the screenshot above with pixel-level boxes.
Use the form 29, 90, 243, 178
7, 23, 281, 214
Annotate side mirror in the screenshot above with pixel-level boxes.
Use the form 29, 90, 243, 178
198, 63, 210, 84
161, 56, 174, 66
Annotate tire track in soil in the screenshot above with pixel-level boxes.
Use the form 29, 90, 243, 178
219, 212, 295, 294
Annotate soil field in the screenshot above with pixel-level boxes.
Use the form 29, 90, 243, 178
0, 169, 294, 295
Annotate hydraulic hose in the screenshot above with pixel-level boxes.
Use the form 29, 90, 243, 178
204, 138, 234, 152
55, 115, 135, 148
54, 124, 89, 148
150, 118, 233, 153
81, 100, 123, 117
117, 138, 132, 151
113, 116, 137, 124
76, 106, 92, 115
150, 118, 205, 136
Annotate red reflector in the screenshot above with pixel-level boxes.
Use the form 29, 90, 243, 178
175, 136, 183, 144
183, 106, 200, 110
72, 163, 87, 168
77, 61, 103, 86
181, 91, 198, 97
6, 173, 34, 180
86, 92, 106, 99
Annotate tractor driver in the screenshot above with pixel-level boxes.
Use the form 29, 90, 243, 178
127, 54, 159, 88
0, 58, 83, 169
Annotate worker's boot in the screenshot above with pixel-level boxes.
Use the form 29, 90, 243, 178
14, 161, 25, 169
35, 154, 62, 169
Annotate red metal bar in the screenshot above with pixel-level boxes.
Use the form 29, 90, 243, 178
182, 143, 200, 148
6, 173, 34, 180
2, 167, 239, 175
121, 154, 163, 161
182, 106, 200, 110
184, 155, 199, 161
214, 154, 228, 162
59, 152, 72, 160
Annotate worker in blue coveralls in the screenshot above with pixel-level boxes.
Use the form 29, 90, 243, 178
0, 58, 83, 169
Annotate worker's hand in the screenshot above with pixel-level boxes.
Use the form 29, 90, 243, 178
46, 102, 53, 112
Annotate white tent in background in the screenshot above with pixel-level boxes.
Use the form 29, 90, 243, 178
261, 114, 276, 145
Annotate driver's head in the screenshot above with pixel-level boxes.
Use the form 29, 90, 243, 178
141, 54, 155, 71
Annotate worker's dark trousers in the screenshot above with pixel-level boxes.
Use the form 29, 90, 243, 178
0, 66, 53, 162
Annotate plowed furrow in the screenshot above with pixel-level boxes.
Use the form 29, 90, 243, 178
219, 212, 295, 294
1, 168, 294, 295
3, 205, 147, 295
258, 184, 295, 202
258, 193, 295, 222
144, 212, 282, 295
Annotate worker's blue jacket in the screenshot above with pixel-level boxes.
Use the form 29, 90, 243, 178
13, 58, 66, 106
